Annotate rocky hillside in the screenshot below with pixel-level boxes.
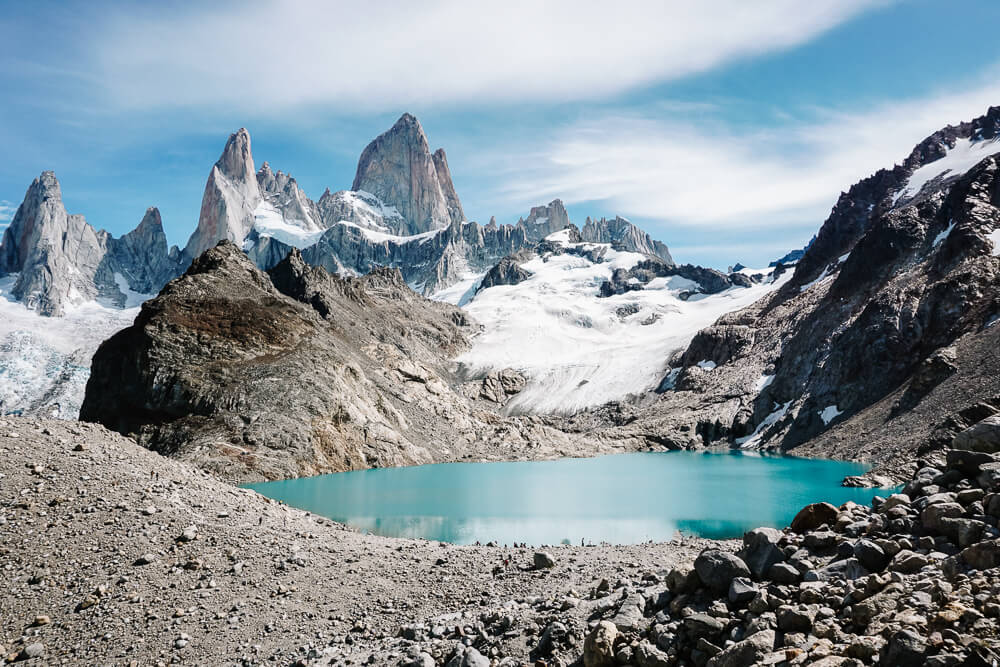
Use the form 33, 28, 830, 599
0, 415, 712, 666
79, 241, 633, 482
7, 409, 1000, 664
599, 106, 1000, 475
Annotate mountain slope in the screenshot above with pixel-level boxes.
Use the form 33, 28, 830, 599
604, 106, 1000, 475
80, 241, 615, 481
448, 229, 784, 414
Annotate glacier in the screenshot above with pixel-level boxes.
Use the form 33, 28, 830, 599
440, 231, 791, 415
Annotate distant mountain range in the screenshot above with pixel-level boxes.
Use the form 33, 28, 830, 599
0, 113, 756, 418
4, 106, 1000, 483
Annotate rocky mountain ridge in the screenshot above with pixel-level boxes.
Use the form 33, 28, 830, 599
588, 105, 1000, 477
79, 241, 640, 482
0, 171, 183, 316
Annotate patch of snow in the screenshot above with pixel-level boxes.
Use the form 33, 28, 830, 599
336, 221, 443, 246
448, 238, 791, 415
818, 404, 843, 425
696, 360, 716, 370
532, 216, 549, 226
837, 252, 850, 264
0, 274, 142, 418
933, 221, 956, 247
755, 373, 774, 392
110, 273, 153, 308
736, 401, 792, 449
544, 229, 573, 245
988, 228, 1000, 257
894, 137, 1000, 204
432, 271, 486, 307
252, 201, 326, 249
799, 266, 831, 293
351, 190, 403, 222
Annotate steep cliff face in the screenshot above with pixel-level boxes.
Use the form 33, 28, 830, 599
109, 207, 183, 296
601, 106, 1000, 474
351, 113, 460, 235
79, 241, 599, 481
182, 128, 262, 260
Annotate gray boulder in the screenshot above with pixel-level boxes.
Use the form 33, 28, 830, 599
953, 414, 1000, 453
737, 527, 785, 579
695, 549, 751, 592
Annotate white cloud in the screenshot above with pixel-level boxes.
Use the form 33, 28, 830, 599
0, 200, 14, 227
92, 0, 885, 111
498, 76, 1000, 229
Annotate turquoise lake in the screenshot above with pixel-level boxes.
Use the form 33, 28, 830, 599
246, 451, 890, 545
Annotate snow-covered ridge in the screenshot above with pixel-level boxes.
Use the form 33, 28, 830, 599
895, 137, 1000, 204
335, 220, 444, 245
250, 202, 326, 250
443, 231, 790, 415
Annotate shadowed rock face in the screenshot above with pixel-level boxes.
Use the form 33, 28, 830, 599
0, 172, 182, 316
352, 113, 462, 235
80, 241, 465, 480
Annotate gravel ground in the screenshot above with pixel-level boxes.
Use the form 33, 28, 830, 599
0, 416, 719, 666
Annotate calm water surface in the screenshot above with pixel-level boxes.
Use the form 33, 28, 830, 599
246, 451, 890, 545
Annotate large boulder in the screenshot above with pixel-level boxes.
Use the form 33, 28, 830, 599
789, 502, 839, 533
737, 527, 785, 579
953, 415, 1000, 453
706, 629, 775, 667
694, 550, 751, 593
583, 621, 618, 667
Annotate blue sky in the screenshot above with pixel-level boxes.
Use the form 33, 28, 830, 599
2, 0, 1000, 268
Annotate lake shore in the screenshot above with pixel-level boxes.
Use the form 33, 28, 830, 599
0, 416, 721, 665
6, 415, 998, 666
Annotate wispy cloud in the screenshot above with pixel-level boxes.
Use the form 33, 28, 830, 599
90, 0, 886, 112
497, 76, 1000, 229
0, 200, 14, 228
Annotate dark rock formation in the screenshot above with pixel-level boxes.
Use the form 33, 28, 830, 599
600, 106, 1000, 474
79, 241, 591, 481
599, 259, 741, 298
477, 253, 533, 292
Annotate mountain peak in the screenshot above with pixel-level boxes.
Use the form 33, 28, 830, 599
216, 128, 255, 183
351, 114, 463, 234
182, 128, 263, 260
393, 112, 421, 130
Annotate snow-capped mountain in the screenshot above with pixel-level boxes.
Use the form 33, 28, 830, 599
0, 112, 814, 420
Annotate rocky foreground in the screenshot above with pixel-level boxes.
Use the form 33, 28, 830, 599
4, 415, 1000, 666
0, 417, 712, 666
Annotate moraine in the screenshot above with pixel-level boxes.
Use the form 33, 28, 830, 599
246, 451, 891, 545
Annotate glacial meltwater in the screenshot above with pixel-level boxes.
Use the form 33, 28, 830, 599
246, 451, 892, 545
